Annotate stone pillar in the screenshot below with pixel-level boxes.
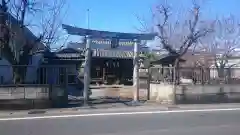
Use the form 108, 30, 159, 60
133, 39, 139, 102
83, 35, 92, 106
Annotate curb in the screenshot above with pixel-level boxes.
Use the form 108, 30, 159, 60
0, 103, 240, 117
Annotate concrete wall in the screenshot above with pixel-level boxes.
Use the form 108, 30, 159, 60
149, 83, 240, 104
102, 86, 148, 99
0, 86, 66, 100
0, 87, 49, 100
0, 86, 67, 109
176, 84, 240, 104
176, 85, 240, 94
149, 83, 174, 104
0, 87, 49, 110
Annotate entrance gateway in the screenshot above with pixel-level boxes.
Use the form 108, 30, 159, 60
62, 24, 156, 104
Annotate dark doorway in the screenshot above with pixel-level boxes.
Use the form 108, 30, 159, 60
91, 58, 133, 85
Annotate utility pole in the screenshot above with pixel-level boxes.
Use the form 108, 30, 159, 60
83, 8, 91, 106
133, 39, 139, 103
86, 9, 90, 29
83, 35, 91, 106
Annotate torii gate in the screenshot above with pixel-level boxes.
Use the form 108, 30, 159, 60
62, 24, 156, 105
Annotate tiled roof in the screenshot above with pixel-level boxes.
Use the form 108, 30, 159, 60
55, 48, 84, 59
0, 7, 45, 51
151, 54, 185, 65
67, 42, 150, 52
92, 49, 133, 59
7, 12, 38, 42
55, 49, 133, 59
55, 53, 83, 58
48, 47, 134, 59
57, 48, 82, 54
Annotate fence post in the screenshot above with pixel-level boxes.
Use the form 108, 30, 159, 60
147, 67, 151, 100
64, 67, 68, 107
173, 66, 177, 104
47, 66, 53, 106
201, 67, 204, 85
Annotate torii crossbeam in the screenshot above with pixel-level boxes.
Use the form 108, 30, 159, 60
62, 24, 156, 40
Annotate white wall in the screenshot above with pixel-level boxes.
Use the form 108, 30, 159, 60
0, 58, 13, 84
25, 53, 44, 83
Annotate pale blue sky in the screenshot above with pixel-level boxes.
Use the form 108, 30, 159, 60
22, 0, 240, 48
63, 0, 240, 33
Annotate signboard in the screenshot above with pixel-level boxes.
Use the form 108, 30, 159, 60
91, 39, 134, 46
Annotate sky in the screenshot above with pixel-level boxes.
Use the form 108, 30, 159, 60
16, 0, 240, 48
59, 0, 240, 47
63, 0, 240, 33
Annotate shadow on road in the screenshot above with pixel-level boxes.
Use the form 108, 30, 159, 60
176, 94, 240, 104
68, 97, 147, 109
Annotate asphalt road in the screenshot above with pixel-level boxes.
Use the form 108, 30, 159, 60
0, 109, 240, 135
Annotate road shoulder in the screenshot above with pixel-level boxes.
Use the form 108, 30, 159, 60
0, 103, 240, 119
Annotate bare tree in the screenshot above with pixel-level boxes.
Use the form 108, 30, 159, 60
11, 0, 67, 49
36, 0, 67, 49
200, 16, 240, 79
152, 1, 213, 66
136, 2, 213, 61
0, 0, 67, 82
135, 12, 155, 33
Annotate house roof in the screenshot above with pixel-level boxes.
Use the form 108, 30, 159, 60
55, 48, 84, 59
49, 47, 135, 59
7, 12, 39, 42
151, 54, 186, 65
57, 48, 82, 54
92, 49, 133, 59
42, 43, 149, 60
67, 42, 150, 52
0, 5, 45, 50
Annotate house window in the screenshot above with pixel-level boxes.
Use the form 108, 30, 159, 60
66, 66, 77, 84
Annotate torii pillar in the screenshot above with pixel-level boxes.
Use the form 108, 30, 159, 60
133, 39, 139, 102
83, 35, 92, 106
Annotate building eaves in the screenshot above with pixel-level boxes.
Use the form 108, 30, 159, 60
92, 49, 133, 59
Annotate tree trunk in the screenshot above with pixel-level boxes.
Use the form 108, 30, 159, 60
174, 58, 180, 84
217, 67, 225, 78
172, 58, 180, 104
0, 0, 34, 84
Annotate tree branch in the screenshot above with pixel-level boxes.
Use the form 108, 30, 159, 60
156, 5, 177, 54
154, 1, 212, 59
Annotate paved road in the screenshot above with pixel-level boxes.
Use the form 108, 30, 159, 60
0, 109, 240, 135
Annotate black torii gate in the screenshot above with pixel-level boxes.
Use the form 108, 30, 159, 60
62, 24, 156, 105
